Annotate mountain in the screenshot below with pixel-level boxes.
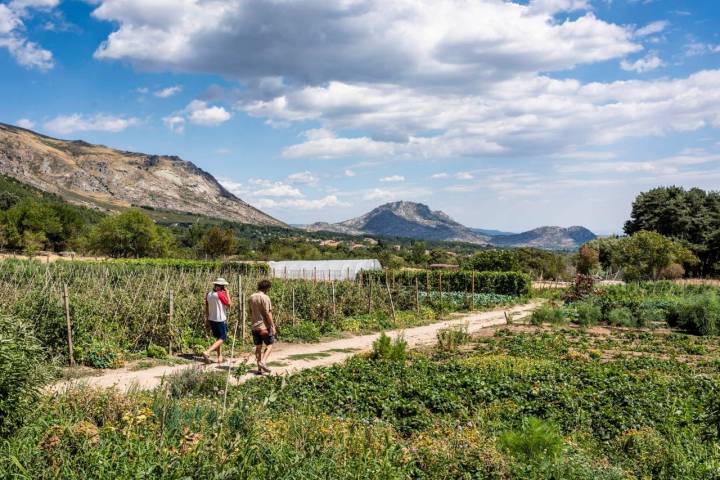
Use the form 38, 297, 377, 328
0, 123, 283, 227
489, 226, 596, 250
470, 228, 516, 237
306, 201, 490, 244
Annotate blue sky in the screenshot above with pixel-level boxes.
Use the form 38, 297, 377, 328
1, 0, 719, 234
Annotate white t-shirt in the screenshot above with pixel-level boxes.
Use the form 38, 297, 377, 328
206, 290, 228, 322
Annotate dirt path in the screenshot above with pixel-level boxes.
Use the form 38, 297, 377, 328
53, 302, 541, 393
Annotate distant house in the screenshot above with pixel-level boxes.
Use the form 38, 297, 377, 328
268, 259, 382, 281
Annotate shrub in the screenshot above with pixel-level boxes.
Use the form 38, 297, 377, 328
361, 270, 531, 296
531, 305, 566, 326
371, 332, 407, 361
668, 292, 720, 336
607, 307, 635, 328
563, 274, 595, 302
80, 340, 123, 369
0, 314, 51, 435
436, 324, 470, 352
280, 321, 322, 342
574, 302, 602, 327
146, 343, 168, 359
499, 417, 563, 463
165, 367, 226, 398
637, 306, 667, 328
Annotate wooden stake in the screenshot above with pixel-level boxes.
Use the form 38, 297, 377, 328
331, 280, 336, 317
385, 278, 396, 324
63, 283, 75, 367
368, 277, 373, 313
238, 275, 245, 344
415, 277, 420, 315
168, 289, 174, 355
471, 270, 475, 310
314, 267, 317, 283
292, 286, 296, 326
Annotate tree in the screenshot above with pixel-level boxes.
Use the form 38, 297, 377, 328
625, 186, 720, 275
89, 209, 173, 258
466, 250, 520, 272
198, 226, 238, 259
576, 245, 600, 275
409, 241, 429, 266
617, 231, 698, 281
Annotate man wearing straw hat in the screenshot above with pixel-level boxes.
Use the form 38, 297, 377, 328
203, 277, 231, 364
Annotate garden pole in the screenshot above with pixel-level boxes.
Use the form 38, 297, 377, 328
239, 275, 245, 344
63, 283, 75, 367
332, 280, 337, 317
439, 273, 443, 314
385, 277, 396, 325
368, 277, 373, 313
347, 267, 351, 282
471, 271, 476, 310
292, 286, 296, 326
426, 271, 430, 293
168, 289, 174, 356
415, 277, 420, 316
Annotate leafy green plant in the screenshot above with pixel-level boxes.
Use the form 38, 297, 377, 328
574, 302, 602, 327
436, 324, 470, 352
146, 343, 168, 359
668, 292, 720, 336
80, 340, 123, 369
499, 417, 563, 463
531, 304, 567, 325
607, 307, 635, 328
371, 332, 407, 361
280, 321, 322, 342
0, 314, 51, 435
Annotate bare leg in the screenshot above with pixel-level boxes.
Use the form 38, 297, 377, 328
261, 344, 274, 364
255, 344, 263, 369
216, 342, 223, 363
204, 339, 224, 361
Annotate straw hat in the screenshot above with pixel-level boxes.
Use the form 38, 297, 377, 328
212, 277, 229, 286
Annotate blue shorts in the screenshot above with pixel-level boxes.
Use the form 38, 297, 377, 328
252, 330, 276, 346
209, 321, 227, 341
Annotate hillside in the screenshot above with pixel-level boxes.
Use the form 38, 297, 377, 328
306, 201, 490, 244
0, 123, 283, 227
490, 225, 596, 249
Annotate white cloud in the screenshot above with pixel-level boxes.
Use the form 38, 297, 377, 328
135, 86, 149, 94
154, 85, 182, 98
162, 115, 185, 134
455, 172, 474, 180
363, 186, 430, 202
253, 195, 348, 210
620, 53, 664, 73
287, 171, 319, 186
431, 173, 449, 179
16, 118, 35, 129
164, 100, 231, 132
92, 0, 638, 88
0, 1, 56, 70
635, 20, 669, 37
251, 179, 304, 198
379, 175, 405, 183
344, 169, 356, 177
44, 114, 139, 135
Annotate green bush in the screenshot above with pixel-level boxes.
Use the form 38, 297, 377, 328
279, 321, 322, 342
668, 292, 720, 336
607, 307, 635, 328
499, 417, 563, 464
436, 324, 470, 352
0, 314, 50, 435
574, 302, 602, 327
80, 340, 123, 369
637, 306, 667, 327
146, 343, 168, 359
165, 367, 226, 398
362, 270, 531, 296
371, 332, 407, 361
531, 305, 566, 325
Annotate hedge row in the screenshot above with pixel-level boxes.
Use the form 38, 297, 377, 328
360, 270, 531, 296
85, 258, 269, 275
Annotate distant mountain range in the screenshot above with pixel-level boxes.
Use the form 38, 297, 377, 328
306, 201, 596, 250
0, 123, 283, 227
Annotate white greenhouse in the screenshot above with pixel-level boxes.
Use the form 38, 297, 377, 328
267, 259, 382, 281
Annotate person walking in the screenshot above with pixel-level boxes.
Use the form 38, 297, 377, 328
249, 279, 276, 374
203, 277, 231, 364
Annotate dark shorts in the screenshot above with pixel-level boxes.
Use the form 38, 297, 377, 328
252, 330, 276, 346
209, 321, 228, 341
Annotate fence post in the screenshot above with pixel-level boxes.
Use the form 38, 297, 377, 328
292, 286, 296, 326
415, 277, 420, 316
439, 272, 443, 313
385, 277, 396, 324
63, 283, 75, 367
347, 267, 351, 282
313, 267, 317, 283
331, 280, 336, 317
239, 275, 245, 345
471, 270, 476, 310
168, 289, 174, 355
368, 277, 373, 313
